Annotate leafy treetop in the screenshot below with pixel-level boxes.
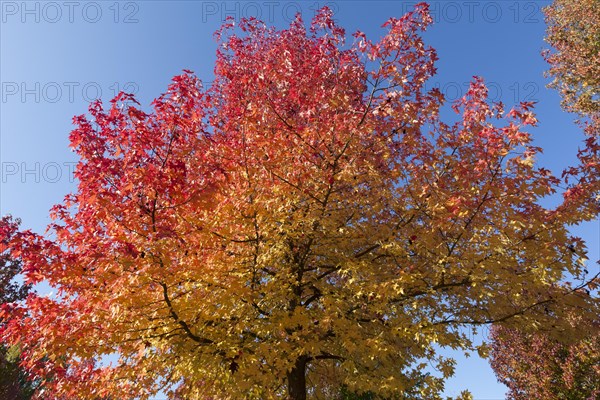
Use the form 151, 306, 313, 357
1, 4, 599, 400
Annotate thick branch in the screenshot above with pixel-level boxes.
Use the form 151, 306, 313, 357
158, 281, 213, 345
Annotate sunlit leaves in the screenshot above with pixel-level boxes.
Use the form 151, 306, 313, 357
0, 3, 598, 399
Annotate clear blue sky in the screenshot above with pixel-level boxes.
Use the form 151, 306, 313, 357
1, 1, 598, 399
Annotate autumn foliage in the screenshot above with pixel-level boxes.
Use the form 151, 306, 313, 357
0, 217, 30, 306
0, 4, 599, 399
490, 324, 600, 400
543, 0, 600, 219
0, 216, 36, 399
544, 0, 600, 117
486, 2, 600, 399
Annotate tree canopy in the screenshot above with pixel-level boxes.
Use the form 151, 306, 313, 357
1, 4, 598, 399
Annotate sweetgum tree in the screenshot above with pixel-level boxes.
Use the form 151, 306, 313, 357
1, 4, 599, 399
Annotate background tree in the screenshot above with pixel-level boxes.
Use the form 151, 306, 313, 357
489, 323, 600, 400
543, 0, 600, 215
486, 3, 600, 398
0, 216, 35, 399
1, 4, 599, 400
0, 216, 29, 305
544, 0, 600, 117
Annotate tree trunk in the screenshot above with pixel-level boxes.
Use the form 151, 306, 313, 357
287, 356, 307, 400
